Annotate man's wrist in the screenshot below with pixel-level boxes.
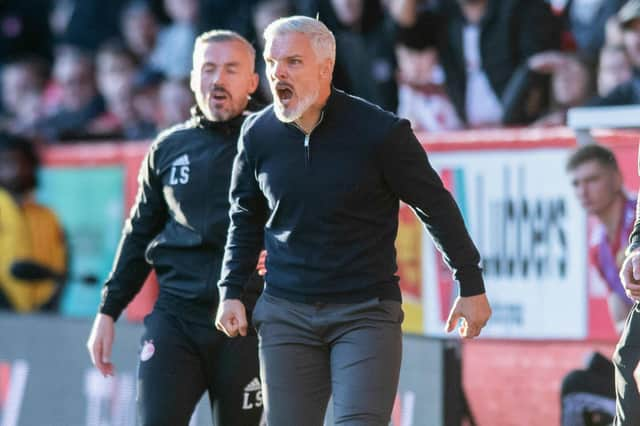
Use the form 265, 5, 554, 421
457, 269, 486, 297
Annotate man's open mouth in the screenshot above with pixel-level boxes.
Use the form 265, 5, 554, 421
275, 83, 294, 103
211, 90, 229, 102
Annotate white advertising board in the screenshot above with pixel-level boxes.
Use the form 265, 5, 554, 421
422, 148, 588, 339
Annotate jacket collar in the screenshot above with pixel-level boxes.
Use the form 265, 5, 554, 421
311, 85, 340, 123
324, 86, 339, 114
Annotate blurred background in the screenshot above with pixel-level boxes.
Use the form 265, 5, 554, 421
2, 0, 640, 425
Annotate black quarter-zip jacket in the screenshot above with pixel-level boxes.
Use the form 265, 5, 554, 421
218, 88, 485, 304
100, 108, 262, 324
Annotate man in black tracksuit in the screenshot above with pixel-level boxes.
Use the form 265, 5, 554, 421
86, 30, 263, 426
216, 16, 492, 425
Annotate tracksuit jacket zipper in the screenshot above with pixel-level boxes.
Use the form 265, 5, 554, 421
292, 111, 325, 167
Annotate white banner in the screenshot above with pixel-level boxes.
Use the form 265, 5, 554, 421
422, 148, 588, 339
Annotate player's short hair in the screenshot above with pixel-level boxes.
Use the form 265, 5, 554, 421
193, 30, 256, 65
566, 143, 620, 172
263, 15, 336, 64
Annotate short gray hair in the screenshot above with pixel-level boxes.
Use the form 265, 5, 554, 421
263, 16, 336, 63
193, 29, 256, 65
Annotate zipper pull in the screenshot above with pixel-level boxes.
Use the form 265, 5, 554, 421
304, 134, 310, 167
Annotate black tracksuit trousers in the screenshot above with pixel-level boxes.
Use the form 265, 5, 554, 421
136, 309, 263, 426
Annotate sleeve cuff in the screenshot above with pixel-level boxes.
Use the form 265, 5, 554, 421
457, 270, 486, 297
99, 303, 123, 322
99, 286, 124, 321
218, 283, 243, 301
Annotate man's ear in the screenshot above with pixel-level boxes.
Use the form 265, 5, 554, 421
248, 72, 259, 94
320, 58, 334, 80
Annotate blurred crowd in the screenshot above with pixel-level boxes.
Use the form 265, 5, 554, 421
1, 0, 640, 145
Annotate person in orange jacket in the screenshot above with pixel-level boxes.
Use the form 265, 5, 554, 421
0, 132, 66, 312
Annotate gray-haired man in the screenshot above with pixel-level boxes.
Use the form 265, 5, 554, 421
216, 16, 491, 425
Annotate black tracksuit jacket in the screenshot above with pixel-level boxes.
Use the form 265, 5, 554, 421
218, 88, 485, 304
100, 108, 261, 324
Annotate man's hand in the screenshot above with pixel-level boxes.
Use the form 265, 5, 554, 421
528, 51, 567, 73
215, 299, 248, 337
620, 249, 640, 301
445, 294, 492, 339
86, 313, 116, 377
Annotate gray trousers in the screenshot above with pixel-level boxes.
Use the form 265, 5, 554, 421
613, 302, 640, 425
252, 292, 403, 426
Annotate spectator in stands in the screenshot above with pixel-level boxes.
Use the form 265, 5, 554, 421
252, 0, 294, 103
619, 1, 640, 70
0, 133, 67, 312
132, 69, 163, 130
148, 0, 198, 79
597, 45, 633, 97
0, 57, 49, 136
395, 40, 462, 132
299, 0, 398, 111
557, 0, 626, 62
35, 46, 105, 142
157, 78, 192, 129
591, 0, 640, 106
95, 41, 138, 103
561, 144, 635, 426
91, 40, 156, 140
549, 54, 595, 112
390, 0, 558, 128
569, 144, 635, 333
120, 0, 159, 65
91, 84, 156, 141
523, 51, 595, 126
